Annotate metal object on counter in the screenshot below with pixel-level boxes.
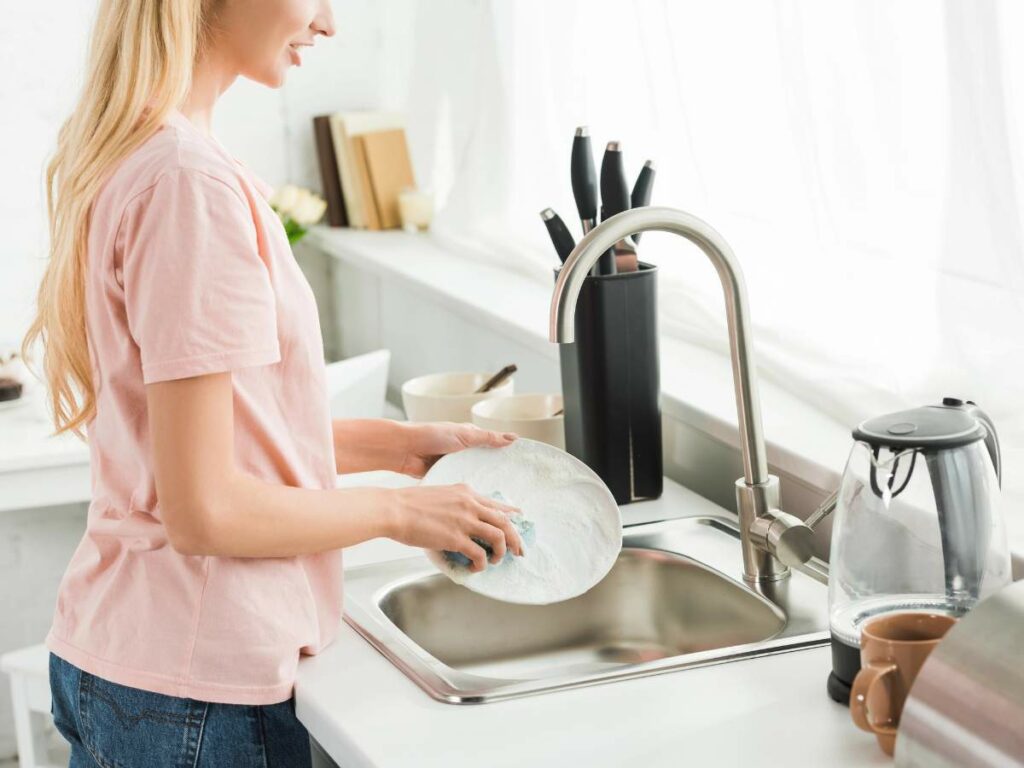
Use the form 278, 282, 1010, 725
826, 399, 1009, 705
752, 490, 835, 569
550, 206, 828, 583
344, 514, 829, 704
895, 578, 1024, 767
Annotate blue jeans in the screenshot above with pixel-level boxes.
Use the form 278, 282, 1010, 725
49, 653, 312, 767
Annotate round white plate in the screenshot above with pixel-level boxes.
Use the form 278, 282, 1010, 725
421, 438, 621, 604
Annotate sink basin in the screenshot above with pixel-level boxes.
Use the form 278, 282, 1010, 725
344, 515, 829, 703
381, 550, 785, 678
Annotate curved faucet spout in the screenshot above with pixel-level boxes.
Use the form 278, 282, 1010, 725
548, 206, 813, 583
549, 206, 768, 487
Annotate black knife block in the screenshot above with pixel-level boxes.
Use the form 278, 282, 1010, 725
555, 262, 663, 504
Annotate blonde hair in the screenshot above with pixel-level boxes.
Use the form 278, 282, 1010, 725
23, 0, 217, 436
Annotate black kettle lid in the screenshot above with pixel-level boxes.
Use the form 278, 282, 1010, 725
853, 397, 988, 450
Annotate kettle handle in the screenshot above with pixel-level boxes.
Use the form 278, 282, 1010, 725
965, 401, 1002, 487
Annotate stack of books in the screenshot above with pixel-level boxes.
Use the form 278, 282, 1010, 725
312, 112, 417, 230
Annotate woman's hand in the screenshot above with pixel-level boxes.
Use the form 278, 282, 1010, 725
398, 422, 517, 478
385, 483, 524, 571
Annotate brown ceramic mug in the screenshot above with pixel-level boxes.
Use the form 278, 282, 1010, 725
850, 612, 957, 756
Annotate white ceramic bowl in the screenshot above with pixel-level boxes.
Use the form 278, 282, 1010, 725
401, 371, 514, 423
471, 393, 565, 449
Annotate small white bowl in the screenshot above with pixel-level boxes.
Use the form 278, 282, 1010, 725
401, 371, 515, 423
471, 394, 564, 449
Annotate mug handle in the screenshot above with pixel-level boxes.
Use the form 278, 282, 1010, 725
850, 661, 899, 737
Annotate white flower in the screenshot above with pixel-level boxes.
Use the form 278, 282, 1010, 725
270, 185, 326, 226
290, 190, 327, 226
270, 184, 301, 214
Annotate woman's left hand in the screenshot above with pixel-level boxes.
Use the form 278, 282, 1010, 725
399, 422, 517, 478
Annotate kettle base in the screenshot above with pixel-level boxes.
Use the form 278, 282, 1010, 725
827, 671, 852, 705
827, 633, 861, 705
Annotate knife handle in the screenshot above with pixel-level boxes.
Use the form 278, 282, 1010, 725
571, 127, 598, 224
630, 161, 656, 244
540, 208, 576, 264
600, 142, 630, 219
598, 142, 628, 274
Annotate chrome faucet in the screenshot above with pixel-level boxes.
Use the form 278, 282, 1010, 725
549, 206, 820, 583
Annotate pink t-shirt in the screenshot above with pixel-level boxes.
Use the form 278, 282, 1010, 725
45, 109, 343, 705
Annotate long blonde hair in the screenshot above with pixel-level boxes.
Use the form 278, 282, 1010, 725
23, 0, 216, 436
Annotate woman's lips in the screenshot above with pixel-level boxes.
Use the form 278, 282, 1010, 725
288, 45, 302, 66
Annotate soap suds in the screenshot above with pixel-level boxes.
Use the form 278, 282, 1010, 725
422, 439, 622, 604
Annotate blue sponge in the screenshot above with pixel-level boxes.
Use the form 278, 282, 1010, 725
442, 491, 535, 569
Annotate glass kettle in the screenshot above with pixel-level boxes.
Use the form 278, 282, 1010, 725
826, 397, 1012, 704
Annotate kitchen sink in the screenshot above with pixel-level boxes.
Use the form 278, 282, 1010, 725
343, 515, 830, 703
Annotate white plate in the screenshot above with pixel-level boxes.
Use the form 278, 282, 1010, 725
421, 438, 621, 604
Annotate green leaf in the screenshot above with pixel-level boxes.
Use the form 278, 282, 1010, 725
282, 216, 307, 245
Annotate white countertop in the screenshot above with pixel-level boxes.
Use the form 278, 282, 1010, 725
0, 392, 87, 471
296, 472, 887, 768
0, 391, 91, 513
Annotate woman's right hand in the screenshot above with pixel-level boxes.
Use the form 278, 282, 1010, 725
386, 484, 524, 572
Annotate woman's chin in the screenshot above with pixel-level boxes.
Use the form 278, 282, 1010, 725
245, 63, 289, 89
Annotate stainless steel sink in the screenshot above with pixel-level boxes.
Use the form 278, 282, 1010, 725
344, 515, 829, 703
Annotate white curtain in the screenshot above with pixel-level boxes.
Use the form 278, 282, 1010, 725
379, 0, 1024, 495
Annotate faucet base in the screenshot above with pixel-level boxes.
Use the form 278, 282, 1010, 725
735, 476, 791, 583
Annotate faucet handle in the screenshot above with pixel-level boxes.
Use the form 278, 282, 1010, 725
749, 490, 838, 568
750, 510, 816, 567
805, 489, 838, 530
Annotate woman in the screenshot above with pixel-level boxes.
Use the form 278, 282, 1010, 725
26, 1, 524, 765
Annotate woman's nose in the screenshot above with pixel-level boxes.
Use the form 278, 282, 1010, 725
313, 0, 336, 38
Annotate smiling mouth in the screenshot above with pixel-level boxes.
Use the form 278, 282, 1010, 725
288, 43, 308, 66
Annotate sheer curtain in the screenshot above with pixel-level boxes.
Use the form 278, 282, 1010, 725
379, 0, 1024, 494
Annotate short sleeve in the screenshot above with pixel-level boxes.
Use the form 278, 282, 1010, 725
119, 169, 281, 384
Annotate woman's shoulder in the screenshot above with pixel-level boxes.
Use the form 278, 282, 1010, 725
98, 119, 247, 217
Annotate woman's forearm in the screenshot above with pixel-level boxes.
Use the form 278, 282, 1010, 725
332, 418, 411, 474
179, 475, 398, 558
148, 374, 521, 562
150, 374, 403, 557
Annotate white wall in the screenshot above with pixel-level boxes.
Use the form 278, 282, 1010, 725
0, 0, 387, 759
0, 2, 95, 353
0, 0, 385, 349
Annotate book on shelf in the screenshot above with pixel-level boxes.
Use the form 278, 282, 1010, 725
312, 115, 347, 227
313, 111, 417, 231
350, 134, 382, 230
361, 129, 416, 230
327, 111, 405, 230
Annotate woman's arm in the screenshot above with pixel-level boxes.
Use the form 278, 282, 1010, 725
332, 418, 518, 476
332, 418, 410, 474
147, 372, 523, 567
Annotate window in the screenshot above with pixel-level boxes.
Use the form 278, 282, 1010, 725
379, 0, 1024, 508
